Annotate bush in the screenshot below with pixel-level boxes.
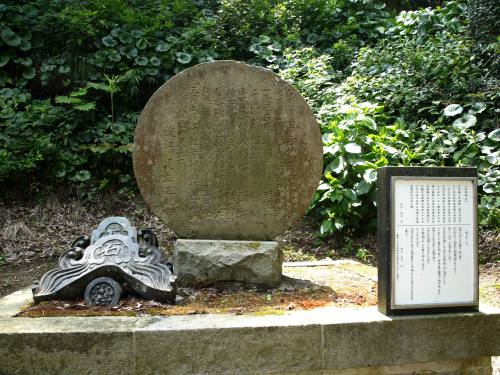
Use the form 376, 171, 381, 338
0, 0, 218, 188
274, 1, 499, 232
0, 0, 498, 233
0, 0, 390, 189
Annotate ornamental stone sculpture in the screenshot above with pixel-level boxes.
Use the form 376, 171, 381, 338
32, 217, 176, 307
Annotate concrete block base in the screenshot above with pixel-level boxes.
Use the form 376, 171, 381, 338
173, 239, 282, 286
274, 356, 493, 374
0, 289, 498, 375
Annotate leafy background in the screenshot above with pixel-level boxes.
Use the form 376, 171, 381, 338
1, 0, 499, 238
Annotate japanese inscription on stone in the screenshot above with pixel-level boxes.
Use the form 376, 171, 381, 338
133, 61, 323, 240
392, 178, 477, 308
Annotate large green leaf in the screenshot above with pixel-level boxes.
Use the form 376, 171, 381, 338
0, 88, 13, 98
306, 33, 319, 44
486, 152, 499, 165
363, 169, 377, 183
320, 219, 332, 235
1, 28, 21, 47
146, 68, 159, 76
488, 129, 500, 142
323, 144, 339, 155
108, 51, 121, 62
0, 55, 8, 67
74, 102, 96, 111
71, 170, 91, 182
102, 36, 117, 47
334, 218, 345, 230
482, 183, 496, 194
19, 40, 31, 51
355, 180, 372, 195
136, 39, 147, 50
119, 46, 138, 58
135, 56, 148, 65
328, 156, 345, 174
343, 189, 357, 201
131, 30, 144, 38
58, 65, 70, 74
468, 102, 486, 114
360, 116, 377, 130
443, 104, 463, 117
22, 67, 36, 79
156, 41, 168, 52
345, 143, 362, 154
383, 145, 399, 155
149, 56, 161, 66
176, 52, 192, 64
259, 35, 270, 43
453, 114, 477, 130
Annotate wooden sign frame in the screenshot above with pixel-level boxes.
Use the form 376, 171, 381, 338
377, 167, 479, 316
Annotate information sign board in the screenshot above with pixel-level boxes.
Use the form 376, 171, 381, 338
377, 167, 478, 315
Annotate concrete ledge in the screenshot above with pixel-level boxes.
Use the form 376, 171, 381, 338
1, 289, 498, 375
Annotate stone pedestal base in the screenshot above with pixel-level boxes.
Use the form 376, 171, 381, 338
173, 239, 282, 287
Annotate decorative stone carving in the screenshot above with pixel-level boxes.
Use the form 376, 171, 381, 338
32, 217, 176, 307
133, 60, 323, 241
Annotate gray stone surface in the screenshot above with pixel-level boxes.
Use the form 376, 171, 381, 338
135, 325, 322, 375
0, 289, 499, 374
271, 357, 493, 375
133, 60, 322, 240
174, 239, 282, 286
323, 310, 500, 369
0, 330, 134, 375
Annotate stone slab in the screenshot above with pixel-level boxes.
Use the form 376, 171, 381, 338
173, 239, 282, 286
1, 289, 499, 374
135, 325, 322, 374
133, 60, 323, 240
0, 330, 134, 375
323, 309, 499, 369
271, 357, 493, 375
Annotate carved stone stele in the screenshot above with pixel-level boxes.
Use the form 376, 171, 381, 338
133, 61, 322, 240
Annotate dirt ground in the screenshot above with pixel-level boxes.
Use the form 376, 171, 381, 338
0, 189, 498, 305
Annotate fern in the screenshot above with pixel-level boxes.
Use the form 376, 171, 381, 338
74, 102, 96, 111
55, 96, 82, 104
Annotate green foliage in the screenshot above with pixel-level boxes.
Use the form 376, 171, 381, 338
273, 2, 499, 233
312, 98, 414, 232
467, 0, 500, 45
0, 0, 498, 234
0, 0, 390, 189
0, 0, 219, 188
355, 247, 372, 263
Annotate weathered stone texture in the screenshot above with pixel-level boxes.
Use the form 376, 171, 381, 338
323, 311, 500, 369
133, 60, 322, 240
136, 325, 323, 375
174, 239, 282, 286
0, 290, 499, 375
0, 331, 133, 375
271, 357, 493, 375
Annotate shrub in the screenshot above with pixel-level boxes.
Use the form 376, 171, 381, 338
275, 1, 499, 233
0, 0, 498, 233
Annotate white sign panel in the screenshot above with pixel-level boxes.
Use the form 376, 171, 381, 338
391, 178, 477, 308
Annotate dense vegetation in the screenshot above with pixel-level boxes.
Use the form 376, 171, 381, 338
1, 0, 499, 234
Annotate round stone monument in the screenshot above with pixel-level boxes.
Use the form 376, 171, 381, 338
134, 61, 322, 241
